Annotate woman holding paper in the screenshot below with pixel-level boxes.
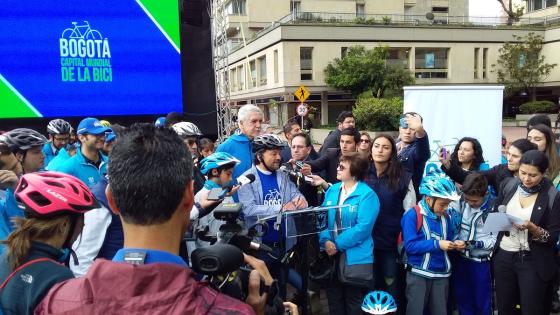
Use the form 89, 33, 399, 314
492, 150, 560, 315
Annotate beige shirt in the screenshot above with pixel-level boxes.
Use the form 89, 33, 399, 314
500, 190, 535, 252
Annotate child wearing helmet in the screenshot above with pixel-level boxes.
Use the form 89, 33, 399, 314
362, 291, 398, 315
0, 172, 99, 315
400, 170, 462, 315
449, 173, 496, 315
190, 152, 240, 250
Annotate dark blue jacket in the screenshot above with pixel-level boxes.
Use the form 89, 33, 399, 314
365, 165, 412, 250
0, 242, 73, 315
397, 134, 430, 197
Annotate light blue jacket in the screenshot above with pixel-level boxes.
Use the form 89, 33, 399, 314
319, 181, 380, 266
238, 165, 306, 229
51, 149, 107, 188
42, 142, 57, 168
0, 188, 24, 255
216, 132, 253, 180
45, 147, 71, 171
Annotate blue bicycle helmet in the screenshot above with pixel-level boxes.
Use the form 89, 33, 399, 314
155, 117, 166, 128
362, 291, 397, 314
200, 152, 240, 175
419, 169, 460, 201
105, 129, 116, 143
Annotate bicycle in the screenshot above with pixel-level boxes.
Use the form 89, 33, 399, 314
61, 21, 103, 40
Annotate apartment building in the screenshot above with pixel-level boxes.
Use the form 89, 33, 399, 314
221, 0, 560, 126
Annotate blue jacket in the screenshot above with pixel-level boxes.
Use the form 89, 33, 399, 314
0, 188, 23, 256
42, 142, 58, 168
397, 134, 430, 196
45, 147, 71, 171
401, 200, 455, 278
319, 182, 380, 265
216, 132, 253, 180
51, 149, 107, 188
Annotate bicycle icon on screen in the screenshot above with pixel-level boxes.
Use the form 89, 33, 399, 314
61, 21, 103, 40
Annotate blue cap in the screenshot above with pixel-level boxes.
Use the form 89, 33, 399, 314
105, 129, 116, 143
77, 117, 110, 135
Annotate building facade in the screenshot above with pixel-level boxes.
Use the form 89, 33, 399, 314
220, 0, 560, 126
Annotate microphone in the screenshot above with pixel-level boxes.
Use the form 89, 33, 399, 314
223, 174, 256, 191
229, 234, 274, 254
279, 164, 313, 183
497, 205, 507, 213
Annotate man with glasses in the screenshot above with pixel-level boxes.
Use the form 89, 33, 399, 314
52, 117, 110, 188
289, 133, 321, 206
281, 120, 302, 163
43, 119, 72, 167
171, 121, 205, 194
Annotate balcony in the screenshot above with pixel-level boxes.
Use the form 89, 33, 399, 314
404, 0, 416, 7
226, 14, 248, 37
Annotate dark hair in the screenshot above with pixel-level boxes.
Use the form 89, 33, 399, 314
165, 112, 184, 127
283, 120, 300, 136
207, 163, 235, 179
402, 112, 423, 123
510, 138, 537, 154
450, 137, 485, 171
339, 128, 360, 144
528, 124, 560, 178
292, 132, 312, 147
527, 114, 552, 130
520, 150, 549, 174
340, 152, 369, 181
336, 111, 354, 124
108, 123, 193, 225
199, 138, 215, 151
461, 172, 488, 197
371, 134, 404, 191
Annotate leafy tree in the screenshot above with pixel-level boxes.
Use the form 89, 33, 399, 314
497, 0, 524, 25
492, 32, 557, 101
324, 46, 415, 98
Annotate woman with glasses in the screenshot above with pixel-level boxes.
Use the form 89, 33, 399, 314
358, 132, 372, 156
313, 152, 380, 315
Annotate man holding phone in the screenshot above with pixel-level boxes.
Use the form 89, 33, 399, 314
397, 112, 430, 199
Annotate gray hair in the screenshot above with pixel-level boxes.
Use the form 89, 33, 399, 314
238, 104, 263, 124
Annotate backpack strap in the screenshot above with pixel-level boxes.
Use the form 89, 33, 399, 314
413, 205, 423, 232
0, 258, 60, 290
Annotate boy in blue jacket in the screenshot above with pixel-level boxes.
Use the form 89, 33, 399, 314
401, 170, 462, 315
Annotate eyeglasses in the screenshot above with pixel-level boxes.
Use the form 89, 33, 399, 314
53, 136, 70, 142
337, 163, 346, 171
360, 139, 370, 143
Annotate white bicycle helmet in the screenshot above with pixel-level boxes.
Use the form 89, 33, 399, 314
47, 119, 72, 135
171, 122, 203, 137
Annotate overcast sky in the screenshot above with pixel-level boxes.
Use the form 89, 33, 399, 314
470, 0, 503, 17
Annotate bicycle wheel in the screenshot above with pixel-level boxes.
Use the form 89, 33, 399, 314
61, 28, 77, 39
85, 30, 103, 40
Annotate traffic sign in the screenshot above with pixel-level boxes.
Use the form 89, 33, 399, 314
294, 85, 310, 103
297, 103, 309, 117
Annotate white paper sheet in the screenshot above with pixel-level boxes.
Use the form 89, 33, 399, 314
482, 213, 514, 234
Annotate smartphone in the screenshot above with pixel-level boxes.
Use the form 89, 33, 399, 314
441, 147, 447, 159
399, 117, 408, 129
207, 188, 227, 201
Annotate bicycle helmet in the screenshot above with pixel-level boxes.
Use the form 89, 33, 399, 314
171, 122, 203, 137
105, 128, 116, 143
4, 128, 48, 152
15, 172, 99, 217
252, 134, 287, 153
362, 291, 398, 315
155, 117, 167, 128
99, 120, 111, 128
200, 152, 240, 175
419, 169, 460, 201
47, 119, 72, 135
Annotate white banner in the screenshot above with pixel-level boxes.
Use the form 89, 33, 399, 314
403, 85, 504, 174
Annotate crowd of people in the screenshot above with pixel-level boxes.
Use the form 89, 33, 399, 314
0, 105, 559, 315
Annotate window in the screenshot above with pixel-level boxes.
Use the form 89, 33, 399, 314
237, 65, 245, 90
482, 50, 488, 79
226, 0, 246, 15
387, 48, 410, 68
258, 56, 267, 86
341, 47, 348, 58
548, 0, 558, 7
415, 48, 449, 79
474, 48, 479, 79
230, 68, 237, 91
249, 60, 257, 88
291, 0, 301, 14
356, 4, 365, 17
432, 7, 449, 13
300, 47, 313, 80
274, 50, 279, 83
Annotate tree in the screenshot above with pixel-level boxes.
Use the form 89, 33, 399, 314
492, 32, 557, 101
497, 0, 524, 25
324, 46, 415, 98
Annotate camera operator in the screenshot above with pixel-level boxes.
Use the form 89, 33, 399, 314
238, 134, 308, 298
36, 123, 273, 315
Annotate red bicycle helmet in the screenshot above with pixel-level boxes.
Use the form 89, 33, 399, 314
15, 172, 99, 217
